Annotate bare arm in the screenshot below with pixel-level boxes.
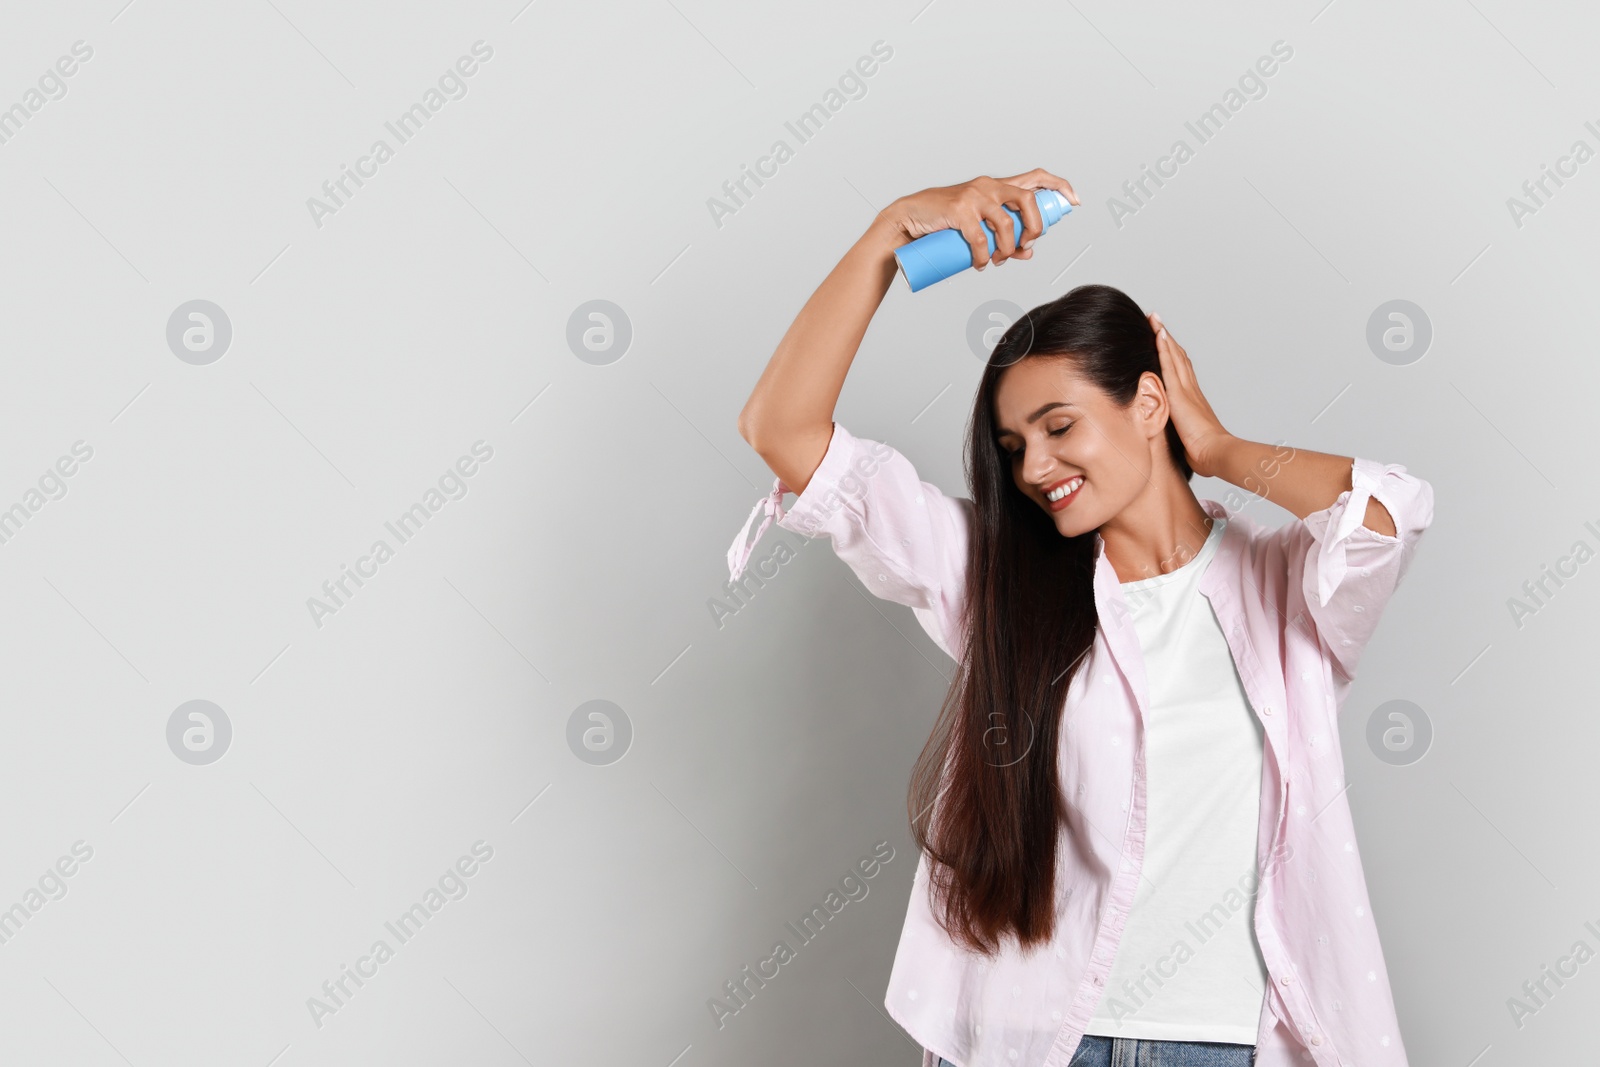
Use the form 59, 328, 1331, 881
1146, 313, 1397, 536
737, 170, 1080, 497
735, 217, 900, 496
1208, 438, 1397, 536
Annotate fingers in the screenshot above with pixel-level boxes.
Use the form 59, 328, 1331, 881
1150, 313, 1175, 362
979, 200, 1019, 263
1155, 322, 1181, 364
957, 216, 993, 270
957, 182, 1016, 268
1160, 320, 1186, 363
1001, 182, 1044, 251
1148, 311, 1174, 342
1149, 311, 1178, 352
953, 170, 1077, 269
1000, 167, 1080, 207
1151, 316, 1195, 388
1156, 339, 1193, 406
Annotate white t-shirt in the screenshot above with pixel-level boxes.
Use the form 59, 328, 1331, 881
1083, 516, 1269, 1044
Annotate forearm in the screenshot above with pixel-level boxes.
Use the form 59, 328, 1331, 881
735, 169, 1076, 493
737, 215, 901, 489
1210, 436, 1396, 536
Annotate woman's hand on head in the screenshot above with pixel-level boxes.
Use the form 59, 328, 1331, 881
881, 169, 1079, 271
1148, 313, 1233, 479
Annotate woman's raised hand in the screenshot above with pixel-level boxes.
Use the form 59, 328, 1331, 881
1148, 313, 1234, 479
882, 169, 1079, 271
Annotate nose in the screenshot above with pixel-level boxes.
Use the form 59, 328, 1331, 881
1020, 444, 1057, 489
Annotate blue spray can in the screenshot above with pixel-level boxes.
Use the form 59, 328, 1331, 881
893, 188, 1074, 292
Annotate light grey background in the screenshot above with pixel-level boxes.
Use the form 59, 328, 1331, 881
0, 0, 1594, 1063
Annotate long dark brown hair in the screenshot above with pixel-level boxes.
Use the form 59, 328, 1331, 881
907, 283, 1193, 955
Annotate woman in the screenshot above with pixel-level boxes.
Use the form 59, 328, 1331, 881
726, 169, 1433, 1067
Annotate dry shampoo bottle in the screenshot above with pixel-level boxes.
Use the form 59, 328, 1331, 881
893, 188, 1073, 292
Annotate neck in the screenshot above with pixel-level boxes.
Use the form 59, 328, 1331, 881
1097, 474, 1214, 584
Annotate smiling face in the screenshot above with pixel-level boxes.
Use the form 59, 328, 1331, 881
992, 355, 1169, 538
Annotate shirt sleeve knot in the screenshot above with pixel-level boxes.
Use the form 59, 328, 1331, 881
727, 477, 791, 581
1315, 465, 1378, 608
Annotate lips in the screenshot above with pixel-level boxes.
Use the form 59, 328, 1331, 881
1043, 476, 1084, 511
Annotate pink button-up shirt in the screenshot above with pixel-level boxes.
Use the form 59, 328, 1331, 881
727, 421, 1435, 1067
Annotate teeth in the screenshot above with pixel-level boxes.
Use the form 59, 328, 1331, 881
1046, 477, 1083, 502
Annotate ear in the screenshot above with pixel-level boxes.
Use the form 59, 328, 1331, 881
1135, 371, 1168, 435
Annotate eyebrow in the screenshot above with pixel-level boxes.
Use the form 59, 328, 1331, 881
994, 401, 1077, 439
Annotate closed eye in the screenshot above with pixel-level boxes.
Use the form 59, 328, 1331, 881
1004, 424, 1072, 458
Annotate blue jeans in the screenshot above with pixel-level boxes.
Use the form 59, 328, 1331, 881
939, 1034, 1256, 1067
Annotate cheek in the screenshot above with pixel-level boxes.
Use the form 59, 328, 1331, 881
1075, 421, 1128, 466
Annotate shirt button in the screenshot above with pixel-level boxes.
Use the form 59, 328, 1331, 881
1280, 975, 1293, 985
1262, 704, 1274, 716
1352, 604, 1364, 613
1309, 1035, 1322, 1046
878, 574, 887, 581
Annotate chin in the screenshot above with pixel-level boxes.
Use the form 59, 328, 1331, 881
1050, 512, 1095, 538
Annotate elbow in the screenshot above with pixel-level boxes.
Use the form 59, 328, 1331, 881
737, 408, 832, 467
738, 405, 789, 455
737, 408, 763, 451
